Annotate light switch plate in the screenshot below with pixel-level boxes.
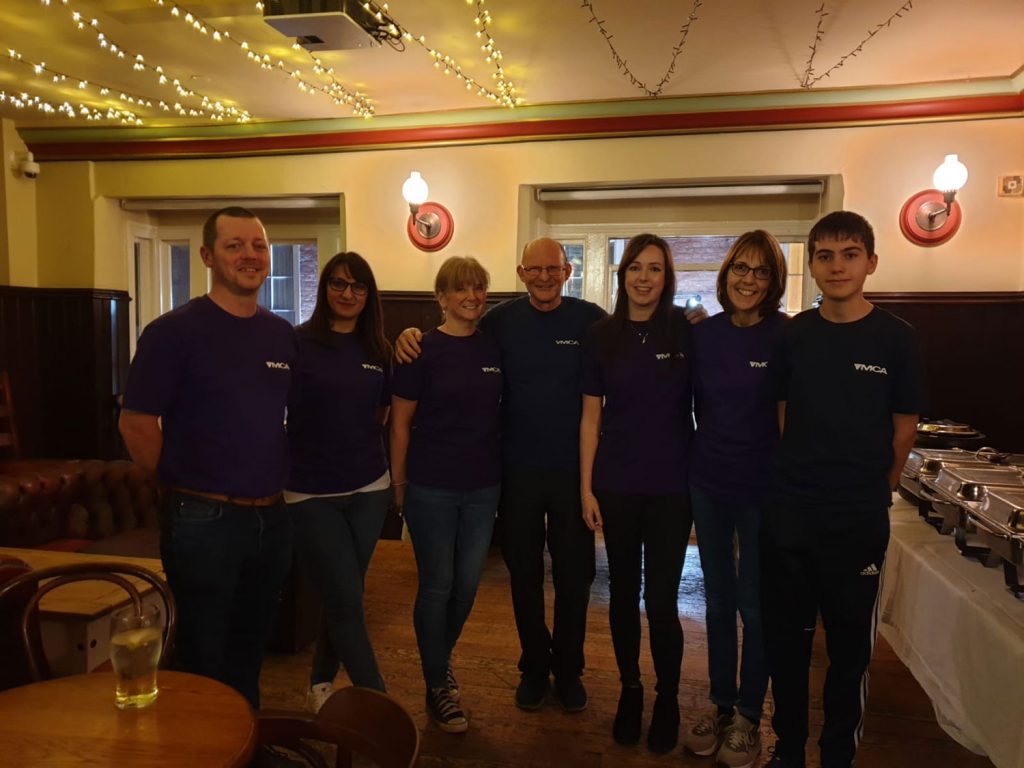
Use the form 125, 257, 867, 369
998, 175, 1023, 196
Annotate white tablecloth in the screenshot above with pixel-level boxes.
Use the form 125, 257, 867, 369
880, 497, 1024, 768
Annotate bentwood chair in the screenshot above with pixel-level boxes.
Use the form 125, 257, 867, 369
0, 560, 176, 684
257, 686, 420, 768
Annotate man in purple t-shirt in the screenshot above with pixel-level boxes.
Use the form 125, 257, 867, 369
119, 207, 297, 713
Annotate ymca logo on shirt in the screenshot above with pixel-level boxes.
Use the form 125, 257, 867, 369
361, 363, 384, 374
481, 366, 502, 374
749, 361, 768, 369
853, 362, 888, 375
554, 339, 580, 346
655, 352, 686, 361
265, 361, 291, 370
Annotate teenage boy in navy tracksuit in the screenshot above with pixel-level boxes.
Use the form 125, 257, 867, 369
762, 211, 928, 768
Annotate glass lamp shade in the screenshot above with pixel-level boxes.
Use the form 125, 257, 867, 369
932, 154, 968, 192
402, 172, 429, 206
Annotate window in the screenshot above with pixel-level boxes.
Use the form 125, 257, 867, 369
562, 241, 584, 299
258, 242, 319, 325
168, 243, 190, 310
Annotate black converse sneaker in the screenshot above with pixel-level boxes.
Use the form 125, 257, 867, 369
445, 665, 461, 702
426, 687, 468, 733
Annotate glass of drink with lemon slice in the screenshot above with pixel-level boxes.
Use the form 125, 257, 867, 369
110, 603, 163, 709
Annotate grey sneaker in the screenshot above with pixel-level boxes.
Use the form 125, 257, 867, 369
717, 713, 761, 768
445, 664, 460, 702
307, 682, 333, 713
684, 708, 732, 756
426, 686, 468, 733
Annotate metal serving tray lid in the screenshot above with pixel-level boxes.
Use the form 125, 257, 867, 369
931, 466, 1024, 503
972, 488, 1024, 533
903, 447, 1010, 480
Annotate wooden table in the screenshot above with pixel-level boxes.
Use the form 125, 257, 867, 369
0, 547, 165, 674
0, 670, 255, 767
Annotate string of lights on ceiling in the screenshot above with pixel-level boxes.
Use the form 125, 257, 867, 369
361, 0, 522, 108
0, 87, 144, 123
3, 46, 237, 123
581, 0, 703, 98
151, 0, 374, 117
800, 0, 915, 89
32, 0, 249, 123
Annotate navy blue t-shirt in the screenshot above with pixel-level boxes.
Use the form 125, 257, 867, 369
771, 307, 928, 508
479, 296, 606, 472
286, 331, 390, 494
581, 309, 694, 496
690, 311, 788, 503
123, 296, 297, 498
391, 329, 503, 491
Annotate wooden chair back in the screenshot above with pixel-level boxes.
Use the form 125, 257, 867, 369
258, 686, 420, 768
0, 370, 20, 460
0, 561, 176, 682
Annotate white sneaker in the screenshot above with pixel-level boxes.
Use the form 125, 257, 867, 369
717, 713, 761, 768
308, 682, 334, 712
685, 708, 733, 756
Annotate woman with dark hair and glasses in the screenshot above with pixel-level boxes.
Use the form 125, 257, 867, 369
285, 251, 393, 709
579, 233, 694, 754
682, 230, 789, 768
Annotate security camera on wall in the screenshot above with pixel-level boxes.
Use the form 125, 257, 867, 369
10, 151, 40, 180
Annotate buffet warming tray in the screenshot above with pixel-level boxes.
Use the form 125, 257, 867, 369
900, 448, 1017, 529
920, 466, 1024, 566
959, 487, 1024, 597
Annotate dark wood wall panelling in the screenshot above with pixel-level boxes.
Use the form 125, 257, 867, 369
866, 292, 1024, 451
0, 286, 129, 459
379, 291, 521, 346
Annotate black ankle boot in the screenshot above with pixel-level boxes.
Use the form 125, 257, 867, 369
646, 693, 680, 753
613, 684, 643, 745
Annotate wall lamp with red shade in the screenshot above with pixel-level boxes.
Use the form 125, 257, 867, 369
899, 154, 969, 247
401, 171, 454, 252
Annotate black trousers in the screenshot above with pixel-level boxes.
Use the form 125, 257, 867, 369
762, 503, 889, 768
598, 490, 692, 695
499, 466, 595, 681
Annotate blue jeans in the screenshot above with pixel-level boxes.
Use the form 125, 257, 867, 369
403, 482, 499, 689
159, 490, 293, 709
690, 485, 768, 721
291, 490, 390, 691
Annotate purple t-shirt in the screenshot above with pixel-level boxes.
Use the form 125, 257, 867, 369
123, 296, 297, 498
581, 311, 694, 495
689, 311, 788, 503
391, 329, 502, 491
287, 331, 390, 494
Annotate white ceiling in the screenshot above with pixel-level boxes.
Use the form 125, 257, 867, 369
2, 0, 1023, 131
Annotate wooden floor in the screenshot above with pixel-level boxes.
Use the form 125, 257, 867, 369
260, 537, 994, 768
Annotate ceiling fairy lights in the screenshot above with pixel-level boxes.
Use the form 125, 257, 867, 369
800, 1, 915, 88
581, 0, 703, 98
33, 0, 250, 122
151, 0, 374, 117
0, 87, 143, 124
362, 0, 523, 108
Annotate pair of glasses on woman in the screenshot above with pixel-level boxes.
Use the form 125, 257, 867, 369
327, 277, 369, 296
729, 261, 772, 280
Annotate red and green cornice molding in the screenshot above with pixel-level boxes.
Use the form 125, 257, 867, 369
21, 79, 1024, 161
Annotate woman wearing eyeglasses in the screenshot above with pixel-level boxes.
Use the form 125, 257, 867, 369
285, 251, 393, 708
579, 233, 694, 754
682, 231, 789, 768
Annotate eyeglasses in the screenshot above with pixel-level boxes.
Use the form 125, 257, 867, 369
729, 261, 772, 281
327, 277, 369, 295
520, 265, 566, 277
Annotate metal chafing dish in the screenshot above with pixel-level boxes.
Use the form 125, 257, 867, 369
960, 487, 1024, 598
916, 419, 986, 450
899, 447, 1012, 529
921, 466, 1024, 565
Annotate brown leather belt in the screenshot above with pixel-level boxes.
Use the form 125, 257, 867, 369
165, 486, 283, 507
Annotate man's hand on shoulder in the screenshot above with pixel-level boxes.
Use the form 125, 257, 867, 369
394, 328, 424, 364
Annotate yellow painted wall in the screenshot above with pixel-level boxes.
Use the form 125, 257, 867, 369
1, 118, 39, 286
33, 115, 1024, 293
36, 161, 96, 288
